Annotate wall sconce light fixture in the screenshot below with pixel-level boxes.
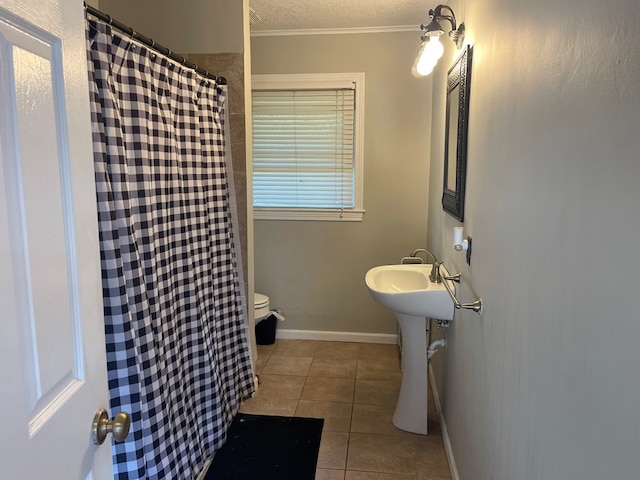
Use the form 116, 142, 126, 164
412, 4, 466, 77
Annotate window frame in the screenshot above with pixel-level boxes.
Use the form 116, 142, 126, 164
251, 72, 365, 222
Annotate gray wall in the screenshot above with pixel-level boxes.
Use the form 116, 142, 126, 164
427, 0, 640, 478
251, 32, 433, 335
96, 0, 244, 53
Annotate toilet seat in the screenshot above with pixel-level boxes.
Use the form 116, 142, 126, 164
254, 293, 270, 322
254, 293, 269, 309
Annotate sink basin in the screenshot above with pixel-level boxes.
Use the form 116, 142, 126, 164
365, 264, 455, 434
365, 264, 454, 320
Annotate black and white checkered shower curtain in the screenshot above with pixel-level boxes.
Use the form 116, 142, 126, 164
86, 20, 254, 479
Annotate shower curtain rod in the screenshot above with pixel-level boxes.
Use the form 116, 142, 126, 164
84, 3, 227, 85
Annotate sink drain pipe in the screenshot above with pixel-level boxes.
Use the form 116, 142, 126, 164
427, 338, 447, 359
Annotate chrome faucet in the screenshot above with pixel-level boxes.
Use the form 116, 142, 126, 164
408, 249, 442, 283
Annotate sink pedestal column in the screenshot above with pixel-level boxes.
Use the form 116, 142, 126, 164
393, 313, 429, 435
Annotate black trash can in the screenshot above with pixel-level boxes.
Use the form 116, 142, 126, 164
255, 314, 277, 345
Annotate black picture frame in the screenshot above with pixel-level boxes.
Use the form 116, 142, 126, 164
442, 45, 472, 221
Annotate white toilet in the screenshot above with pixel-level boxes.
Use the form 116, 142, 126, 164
254, 293, 277, 345
254, 293, 270, 323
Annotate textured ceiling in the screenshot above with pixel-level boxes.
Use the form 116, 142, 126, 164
249, 0, 428, 33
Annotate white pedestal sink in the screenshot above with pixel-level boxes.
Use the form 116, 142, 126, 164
365, 264, 454, 435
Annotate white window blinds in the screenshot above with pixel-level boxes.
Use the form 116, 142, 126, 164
252, 88, 356, 210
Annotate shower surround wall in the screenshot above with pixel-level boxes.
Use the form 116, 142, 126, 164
186, 53, 249, 288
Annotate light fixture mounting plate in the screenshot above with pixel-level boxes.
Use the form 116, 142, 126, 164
450, 22, 466, 49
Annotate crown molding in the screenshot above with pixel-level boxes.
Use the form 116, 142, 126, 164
251, 25, 417, 37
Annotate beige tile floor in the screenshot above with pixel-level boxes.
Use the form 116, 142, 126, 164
239, 339, 452, 480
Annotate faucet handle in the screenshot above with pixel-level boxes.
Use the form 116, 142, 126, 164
430, 261, 444, 283
443, 272, 461, 283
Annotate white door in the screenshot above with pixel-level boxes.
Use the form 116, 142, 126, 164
0, 0, 114, 478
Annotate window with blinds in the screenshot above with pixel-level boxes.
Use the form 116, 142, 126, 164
252, 73, 365, 221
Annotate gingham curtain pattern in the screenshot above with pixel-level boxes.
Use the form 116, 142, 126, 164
86, 20, 254, 479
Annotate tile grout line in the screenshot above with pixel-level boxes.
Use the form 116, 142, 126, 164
253, 340, 451, 479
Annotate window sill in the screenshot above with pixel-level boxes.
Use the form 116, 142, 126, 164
253, 208, 365, 222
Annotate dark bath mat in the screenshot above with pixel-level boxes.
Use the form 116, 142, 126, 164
206, 413, 324, 480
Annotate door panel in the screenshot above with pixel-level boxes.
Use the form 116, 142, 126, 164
0, 0, 113, 478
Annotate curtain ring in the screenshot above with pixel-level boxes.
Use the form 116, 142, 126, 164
107, 14, 113, 25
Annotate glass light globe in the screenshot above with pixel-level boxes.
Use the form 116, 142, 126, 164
416, 49, 438, 76
424, 35, 444, 61
411, 64, 424, 78
411, 44, 426, 77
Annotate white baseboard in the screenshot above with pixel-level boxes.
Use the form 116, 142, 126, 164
429, 364, 460, 480
276, 328, 398, 344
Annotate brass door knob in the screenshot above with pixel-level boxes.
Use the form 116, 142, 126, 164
92, 409, 131, 445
